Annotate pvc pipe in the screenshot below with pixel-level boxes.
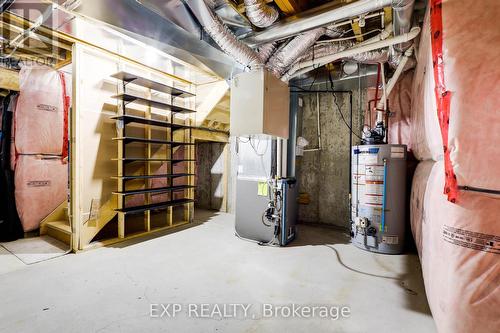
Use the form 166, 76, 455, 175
376, 46, 414, 111
286, 26, 421, 79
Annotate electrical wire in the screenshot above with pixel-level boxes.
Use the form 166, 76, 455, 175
327, 71, 363, 140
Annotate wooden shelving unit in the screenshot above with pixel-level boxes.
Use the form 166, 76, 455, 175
111, 71, 196, 238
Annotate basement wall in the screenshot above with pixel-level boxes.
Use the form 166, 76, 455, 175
296, 90, 365, 228
195, 142, 226, 211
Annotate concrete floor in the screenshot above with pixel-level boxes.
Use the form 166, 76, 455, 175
0, 210, 436, 333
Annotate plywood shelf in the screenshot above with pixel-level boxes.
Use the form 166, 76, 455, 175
111, 115, 192, 129
112, 93, 196, 113
112, 136, 195, 146
111, 158, 196, 164
111, 173, 195, 180
113, 185, 195, 196
111, 71, 195, 98
115, 198, 195, 215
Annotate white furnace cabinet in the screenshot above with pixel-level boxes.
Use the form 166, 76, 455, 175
230, 69, 290, 138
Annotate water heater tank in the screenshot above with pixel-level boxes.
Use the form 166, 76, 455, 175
351, 144, 407, 254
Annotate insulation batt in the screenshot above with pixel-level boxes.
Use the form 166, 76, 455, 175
410, 8, 442, 161
388, 69, 413, 147
411, 160, 500, 333
14, 155, 67, 232
14, 64, 67, 155
411, 1, 500, 192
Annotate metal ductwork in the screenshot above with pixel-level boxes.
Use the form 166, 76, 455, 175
241, 0, 392, 47
392, 0, 415, 52
266, 27, 326, 78
185, 0, 262, 69
244, 0, 279, 28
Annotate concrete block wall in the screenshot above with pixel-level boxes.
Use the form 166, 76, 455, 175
296, 90, 365, 228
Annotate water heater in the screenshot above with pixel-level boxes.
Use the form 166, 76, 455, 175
351, 144, 407, 254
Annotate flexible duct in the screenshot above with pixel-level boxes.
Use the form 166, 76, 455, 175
185, 0, 262, 69
244, 0, 279, 28
283, 26, 421, 81
324, 24, 344, 38
297, 40, 354, 63
256, 42, 278, 63
350, 49, 389, 63
266, 27, 326, 77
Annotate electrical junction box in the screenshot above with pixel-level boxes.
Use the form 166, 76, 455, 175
230, 69, 290, 138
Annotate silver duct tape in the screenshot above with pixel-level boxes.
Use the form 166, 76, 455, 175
351, 48, 389, 63
244, 0, 279, 28
266, 27, 326, 77
200, 1, 262, 68
256, 42, 277, 63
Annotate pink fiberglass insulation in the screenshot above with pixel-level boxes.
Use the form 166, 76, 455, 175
388, 69, 414, 147
411, 160, 500, 333
410, 7, 443, 162
409, 160, 434, 257
411, 1, 500, 193
14, 155, 67, 232
14, 64, 68, 156
441, 0, 500, 193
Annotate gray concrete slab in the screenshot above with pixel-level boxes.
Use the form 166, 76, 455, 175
0, 210, 436, 333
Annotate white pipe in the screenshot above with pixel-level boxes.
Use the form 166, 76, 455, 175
284, 26, 420, 80
376, 46, 414, 111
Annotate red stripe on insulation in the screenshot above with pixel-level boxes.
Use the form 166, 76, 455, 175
430, 0, 458, 203
59, 72, 70, 164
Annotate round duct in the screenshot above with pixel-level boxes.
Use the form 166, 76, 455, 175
342, 62, 359, 75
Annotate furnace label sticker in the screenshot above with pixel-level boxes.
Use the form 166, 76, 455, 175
443, 225, 500, 254
257, 182, 268, 197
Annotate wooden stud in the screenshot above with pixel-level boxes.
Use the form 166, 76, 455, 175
0, 67, 19, 91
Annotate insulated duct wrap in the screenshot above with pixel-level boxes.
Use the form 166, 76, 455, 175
189, 0, 262, 68
298, 41, 354, 63
350, 49, 389, 63
266, 28, 326, 77
324, 25, 344, 38
244, 0, 279, 28
257, 42, 278, 63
